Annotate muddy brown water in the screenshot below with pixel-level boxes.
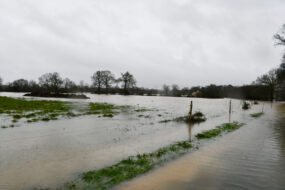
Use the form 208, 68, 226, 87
0, 92, 284, 190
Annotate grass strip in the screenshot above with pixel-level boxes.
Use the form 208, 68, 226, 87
250, 112, 264, 118
195, 122, 244, 139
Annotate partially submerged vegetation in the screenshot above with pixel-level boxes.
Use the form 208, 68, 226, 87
0, 96, 130, 127
159, 112, 206, 124
58, 121, 245, 190
0, 96, 70, 124
195, 122, 244, 139
242, 101, 250, 110
250, 112, 264, 118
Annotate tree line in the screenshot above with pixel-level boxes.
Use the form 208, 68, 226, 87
0, 71, 138, 96
0, 67, 284, 101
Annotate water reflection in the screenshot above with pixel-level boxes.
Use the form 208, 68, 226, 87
187, 123, 194, 141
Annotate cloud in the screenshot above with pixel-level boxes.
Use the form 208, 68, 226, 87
0, 0, 284, 88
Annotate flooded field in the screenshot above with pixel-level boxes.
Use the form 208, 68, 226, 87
0, 92, 283, 190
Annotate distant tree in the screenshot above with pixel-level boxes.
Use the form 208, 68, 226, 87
63, 78, 76, 92
181, 87, 190, 96
101, 70, 114, 93
171, 84, 181, 97
119, 71, 136, 95
39, 72, 63, 94
0, 76, 2, 90
79, 80, 85, 94
114, 78, 121, 88
162, 84, 170, 96
274, 25, 285, 100
28, 80, 40, 93
9, 79, 29, 92
91, 71, 104, 94
256, 69, 278, 101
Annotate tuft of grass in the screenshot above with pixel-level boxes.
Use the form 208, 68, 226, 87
250, 112, 264, 118
242, 101, 250, 110
87, 103, 123, 116
103, 114, 114, 118
196, 122, 244, 139
159, 119, 172, 123
134, 108, 157, 112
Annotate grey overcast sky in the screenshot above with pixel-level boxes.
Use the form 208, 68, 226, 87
0, 0, 285, 88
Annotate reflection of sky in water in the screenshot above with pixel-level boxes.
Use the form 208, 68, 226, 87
0, 92, 282, 190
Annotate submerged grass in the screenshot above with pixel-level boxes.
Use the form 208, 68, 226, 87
195, 122, 244, 139
250, 112, 264, 118
0, 96, 130, 127
159, 112, 206, 124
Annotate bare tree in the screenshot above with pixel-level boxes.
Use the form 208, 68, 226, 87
256, 69, 277, 101
101, 70, 114, 93
119, 71, 136, 95
0, 76, 2, 90
171, 84, 180, 97
63, 78, 76, 92
274, 24, 285, 46
162, 84, 170, 96
79, 80, 85, 94
39, 72, 63, 94
91, 71, 104, 94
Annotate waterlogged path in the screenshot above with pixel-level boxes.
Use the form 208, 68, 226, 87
0, 92, 283, 189
115, 104, 285, 190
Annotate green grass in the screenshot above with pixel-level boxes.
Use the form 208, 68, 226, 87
0, 96, 70, 125
87, 103, 129, 116
0, 96, 130, 127
250, 112, 264, 118
195, 122, 244, 139
0, 96, 69, 112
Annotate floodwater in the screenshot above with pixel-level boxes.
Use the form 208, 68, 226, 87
115, 103, 285, 190
0, 92, 283, 190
